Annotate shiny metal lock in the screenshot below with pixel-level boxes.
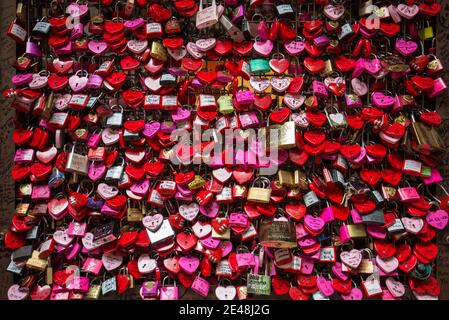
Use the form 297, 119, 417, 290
160, 72, 177, 87
102, 276, 117, 296
151, 41, 167, 61
123, 129, 140, 142
105, 157, 125, 182
32, 19, 51, 37
278, 170, 294, 187
303, 190, 320, 208
278, 121, 296, 149
247, 177, 272, 203
65, 144, 88, 175
106, 105, 124, 128
220, 14, 245, 43
259, 219, 296, 248
361, 209, 385, 225
387, 218, 405, 234
127, 200, 143, 222
338, 23, 354, 40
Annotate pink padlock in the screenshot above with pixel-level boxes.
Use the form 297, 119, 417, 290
66, 276, 89, 293
140, 281, 159, 298
235, 89, 255, 105
313, 34, 330, 47
53, 41, 73, 55
229, 212, 249, 228
67, 221, 87, 237
320, 206, 335, 223
350, 208, 363, 224
87, 130, 102, 148
422, 168, 443, 185
25, 39, 42, 57
82, 257, 103, 275
312, 80, 328, 98
231, 4, 245, 24
70, 23, 84, 40
87, 74, 103, 89
159, 278, 178, 300
191, 276, 210, 297
14, 149, 34, 163
397, 187, 420, 203
31, 185, 51, 200
428, 77, 448, 98
344, 93, 362, 108
238, 112, 259, 129
12, 73, 33, 86
65, 242, 82, 260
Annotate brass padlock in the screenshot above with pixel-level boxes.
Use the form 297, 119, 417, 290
151, 41, 167, 62
85, 284, 102, 300
278, 170, 294, 187
278, 121, 296, 149
127, 200, 144, 222
247, 177, 272, 203
16, 203, 30, 216
26, 251, 48, 271
410, 114, 445, 154
320, 59, 333, 77
259, 217, 296, 248
419, 21, 434, 41
188, 175, 206, 190
294, 170, 308, 190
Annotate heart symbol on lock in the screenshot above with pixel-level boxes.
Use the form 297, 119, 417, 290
341, 287, 363, 300
323, 4, 345, 20
419, 2, 442, 16
270, 107, 291, 124
376, 255, 399, 274
7, 285, 29, 300
334, 55, 356, 73
317, 276, 335, 297
381, 169, 402, 186
88, 162, 106, 181
360, 168, 381, 186
304, 131, 326, 146
102, 128, 120, 145
143, 214, 164, 232
200, 235, 220, 249
284, 39, 305, 56
138, 254, 157, 274
186, 42, 204, 59
254, 95, 272, 111
304, 215, 325, 233
52, 58, 74, 74
179, 256, 200, 274
97, 183, 119, 200
163, 256, 180, 274
372, 92, 394, 108
36, 146, 57, 165
48, 74, 68, 90
385, 277, 405, 298
397, 4, 419, 19
395, 39, 418, 56
144, 76, 162, 92
215, 285, 236, 300
88, 40, 108, 55
284, 94, 305, 110
271, 276, 290, 295
68, 74, 88, 93
214, 40, 234, 56
426, 210, 449, 230
303, 57, 325, 74
48, 197, 68, 219
102, 253, 123, 271
340, 249, 362, 269
179, 203, 200, 221
195, 38, 216, 51
253, 39, 273, 57
380, 22, 401, 37
120, 56, 140, 71
53, 229, 75, 246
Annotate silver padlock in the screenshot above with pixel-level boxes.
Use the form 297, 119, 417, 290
160, 72, 177, 87
276, 4, 294, 18
387, 218, 405, 234
65, 144, 88, 175
303, 190, 320, 208
105, 157, 125, 182
123, 129, 140, 142
332, 169, 345, 186
102, 276, 117, 295
219, 15, 245, 43
361, 209, 385, 225
105, 105, 124, 128
338, 22, 354, 41
32, 18, 51, 37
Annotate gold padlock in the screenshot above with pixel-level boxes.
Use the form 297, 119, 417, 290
46, 264, 53, 285
151, 41, 167, 62
212, 226, 231, 240
320, 59, 333, 77
278, 170, 294, 187
42, 91, 54, 120
410, 114, 445, 154
188, 175, 206, 190
294, 170, 308, 190
85, 284, 102, 300
278, 121, 296, 149
259, 219, 297, 248
247, 177, 272, 203
16, 203, 30, 216
127, 200, 143, 222
347, 224, 367, 238
26, 251, 48, 271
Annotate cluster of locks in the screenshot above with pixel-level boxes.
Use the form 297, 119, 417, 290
4, 0, 449, 300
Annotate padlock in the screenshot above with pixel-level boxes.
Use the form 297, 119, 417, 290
247, 177, 272, 203
65, 144, 88, 175
106, 105, 124, 128
7, 19, 27, 43
220, 14, 245, 43
127, 200, 144, 222
150, 41, 167, 62
32, 18, 51, 37
278, 170, 294, 187
249, 58, 270, 74
105, 157, 125, 182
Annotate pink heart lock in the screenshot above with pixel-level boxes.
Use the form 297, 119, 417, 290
7, 285, 29, 300
88, 39, 108, 55
295, 223, 308, 239
68, 72, 88, 93
66, 2, 88, 18
167, 46, 187, 61
219, 240, 233, 257
426, 209, 449, 230
142, 121, 161, 139
375, 256, 399, 274
340, 249, 362, 269
87, 74, 103, 90
81, 232, 96, 251
186, 42, 204, 59
323, 4, 345, 20
48, 197, 68, 220
271, 77, 291, 92
192, 221, 212, 239
298, 236, 317, 248
171, 108, 191, 123
351, 78, 368, 96
200, 235, 220, 249
138, 254, 157, 274
102, 253, 123, 271
130, 179, 150, 196
97, 183, 119, 200
54, 94, 71, 110
36, 146, 57, 164
304, 215, 325, 233
142, 214, 164, 232
382, 289, 400, 300
249, 77, 271, 93
284, 94, 305, 110
341, 287, 363, 300
351, 58, 366, 78
385, 277, 405, 298
101, 128, 120, 145
179, 256, 200, 274
300, 256, 314, 275
215, 285, 237, 300
87, 161, 106, 181
29, 73, 49, 89
12, 73, 33, 86
253, 39, 273, 57
124, 18, 145, 30
195, 38, 216, 51
179, 203, 200, 221
317, 276, 335, 297
364, 58, 382, 75
212, 168, 232, 183
284, 39, 305, 56
70, 23, 84, 40
291, 110, 309, 128
401, 217, 424, 234
372, 92, 395, 108
397, 4, 419, 19
53, 229, 75, 246
332, 262, 350, 281
395, 38, 418, 56
125, 149, 146, 163
200, 200, 219, 218
65, 242, 82, 260
127, 39, 148, 54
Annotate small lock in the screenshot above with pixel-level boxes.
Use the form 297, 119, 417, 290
387, 218, 405, 234
150, 41, 167, 62
278, 121, 296, 149
419, 22, 434, 41
127, 200, 144, 222
278, 170, 294, 187
303, 190, 320, 208
123, 129, 140, 142
32, 18, 51, 37
247, 177, 272, 203
276, 4, 294, 18
338, 22, 354, 40
106, 105, 124, 128
361, 209, 385, 225
65, 144, 88, 175
105, 157, 125, 182
220, 14, 245, 43
294, 170, 308, 190
188, 175, 206, 190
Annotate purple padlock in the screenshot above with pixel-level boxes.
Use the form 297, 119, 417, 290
87, 74, 103, 90
26, 39, 42, 57
313, 34, 330, 47
70, 23, 84, 40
